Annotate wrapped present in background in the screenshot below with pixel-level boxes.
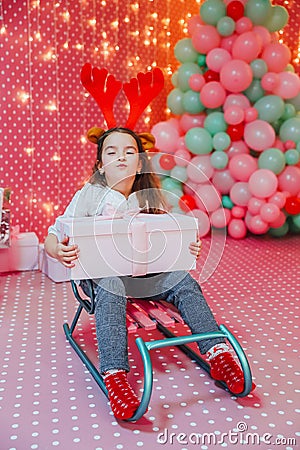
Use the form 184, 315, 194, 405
0, 227, 39, 273
0, 187, 12, 248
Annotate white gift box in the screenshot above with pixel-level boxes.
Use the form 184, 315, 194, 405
58, 213, 198, 280
39, 244, 71, 282
0, 231, 39, 272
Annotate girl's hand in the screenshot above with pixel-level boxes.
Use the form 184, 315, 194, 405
55, 236, 80, 268
189, 238, 202, 260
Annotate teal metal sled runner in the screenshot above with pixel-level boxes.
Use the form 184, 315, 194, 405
63, 281, 254, 422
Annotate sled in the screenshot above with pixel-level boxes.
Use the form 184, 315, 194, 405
63, 280, 254, 422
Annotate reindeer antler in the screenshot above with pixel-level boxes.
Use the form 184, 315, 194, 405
123, 67, 164, 129
80, 63, 122, 128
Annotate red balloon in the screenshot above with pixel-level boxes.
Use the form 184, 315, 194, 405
179, 194, 197, 212
284, 196, 300, 215
227, 122, 245, 141
203, 69, 220, 83
227, 1, 245, 21
159, 154, 176, 170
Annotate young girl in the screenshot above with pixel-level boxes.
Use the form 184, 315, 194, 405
45, 126, 255, 420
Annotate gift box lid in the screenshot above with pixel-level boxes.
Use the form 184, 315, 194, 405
58, 213, 198, 238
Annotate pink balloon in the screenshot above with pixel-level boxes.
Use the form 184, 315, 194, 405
249, 215, 269, 234
244, 107, 258, 122
179, 113, 206, 132
228, 218, 247, 239
273, 72, 300, 100
278, 166, 300, 196
232, 31, 262, 63
260, 202, 280, 223
262, 43, 292, 73
187, 15, 205, 35
210, 208, 231, 228
229, 154, 258, 181
200, 81, 227, 109
248, 196, 266, 215
221, 34, 238, 53
220, 59, 253, 93
244, 120, 276, 151
151, 121, 180, 153
231, 205, 246, 218
183, 179, 199, 197
187, 209, 210, 237
192, 25, 221, 54
252, 26, 271, 48
230, 181, 252, 206
224, 106, 245, 125
174, 148, 192, 167
248, 169, 278, 198
273, 138, 285, 152
235, 17, 253, 34
189, 73, 205, 92
212, 169, 235, 194
224, 94, 251, 111
227, 140, 249, 159
268, 191, 286, 209
206, 48, 232, 73
195, 184, 222, 212
187, 155, 214, 183
285, 140, 296, 150
261, 72, 279, 91
269, 210, 286, 228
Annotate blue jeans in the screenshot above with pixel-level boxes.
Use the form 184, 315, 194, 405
80, 271, 224, 373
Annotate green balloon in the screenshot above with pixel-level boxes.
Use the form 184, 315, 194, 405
258, 148, 286, 174
213, 131, 231, 151
167, 89, 185, 115
264, 5, 289, 32
177, 63, 202, 92
285, 149, 300, 165
210, 151, 228, 169
285, 64, 295, 73
204, 112, 227, 135
269, 222, 289, 237
174, 38, 199, 63
245, 0, 272, 25
243, 79, 265, 103
254, 95, 285, 123
185, 127, 213, 154
222, 195, 234, 209
217, 16, 235, 37
171, 71, 178, 87
161, 177, 182, 192
287, 93, 300, 111
281, 103, 296, 121
250, 59, 268, 79
200, 0, 226, 26
197, 54, 207, 67
182, 90, 205, 114
279, 117, 300, 143
291, 213, 300, 230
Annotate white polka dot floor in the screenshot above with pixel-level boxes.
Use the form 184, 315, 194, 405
0, 236, 299, 450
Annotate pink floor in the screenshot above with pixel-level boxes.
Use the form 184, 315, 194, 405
0, 235, 299, 450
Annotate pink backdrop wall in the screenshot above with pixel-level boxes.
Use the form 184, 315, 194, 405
1, 0, 299, 241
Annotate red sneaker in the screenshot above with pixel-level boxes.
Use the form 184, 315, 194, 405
210, 352, 256, 394
104, 371, 140, 420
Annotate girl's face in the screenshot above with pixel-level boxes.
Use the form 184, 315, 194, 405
99, 132, 142, 190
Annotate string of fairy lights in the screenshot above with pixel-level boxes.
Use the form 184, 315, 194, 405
1, 0, 299, 222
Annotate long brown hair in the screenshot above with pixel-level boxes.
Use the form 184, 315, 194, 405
89, 127, 167, 214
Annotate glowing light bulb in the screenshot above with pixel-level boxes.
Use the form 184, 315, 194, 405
111, 20, 118, 29
52, 152, 61, 161
18, 91, 30, 103
35, 31, 41, 41
1, 25, 6, 35
63, 41, 69, 49
88, 18, 96, 26
25, 147, 35, 155
80, 136, 87, 144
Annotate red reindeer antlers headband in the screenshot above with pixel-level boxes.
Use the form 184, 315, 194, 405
81, 63, 164, 146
